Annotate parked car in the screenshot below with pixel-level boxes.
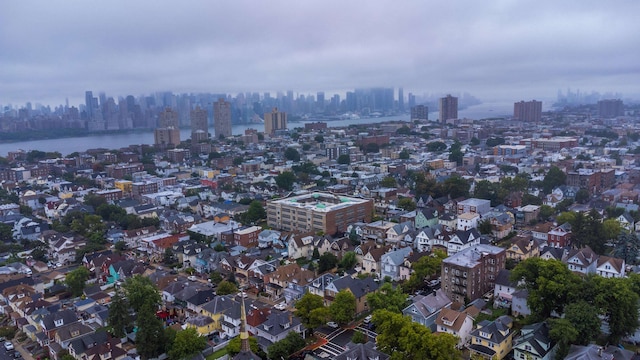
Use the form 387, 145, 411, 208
327, 321, 339, 329
363, 315, 372, 324
188, 275, 197, 281
238, 291, 248, 298
13, 351, 22, 359
4, 341, 14, 351
274, 303, 286, 311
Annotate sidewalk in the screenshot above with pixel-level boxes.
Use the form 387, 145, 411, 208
16, 342, 36, 360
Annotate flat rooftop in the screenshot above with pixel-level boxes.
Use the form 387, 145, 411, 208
444, 244, 505, 268
269, 192, 370, 213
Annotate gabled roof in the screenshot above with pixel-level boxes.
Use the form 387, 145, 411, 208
335, 341, 390, 360
514, 322, 555, 358
41, 309, 78, 330
404, 289, 451, 317
436, 307, 469, 332
495, 269, 516, 288
328, 276, 380, 299
596, 255, 625, 273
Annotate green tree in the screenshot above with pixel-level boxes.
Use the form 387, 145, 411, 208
542, 166, 567, 194
168, 328, 207, 360
318, 252, 338, 273
240, 200, 267, 224
364, 142, 380, 153
485, 137, 505, 147
329, 290, 356, 324
575, 188, 590, 204
367, 282, 408, 313
114, 241, 127, 253
399, 149, 410, 160
611, 232, 640, 265
294, 292, 325, 329
339, 251, 357, 270
380, 176, 397, 188
511, 258, 581, 319
549, 318, 578, 360
352, 330, 367, 344
216, 280, 238, 295
314, 135, 325, 143
136, 302, 167, 359
374, 309, 460, 360
122, 275, 161, 312
227, 336, 263, 357
337, 154, 351, 165
267, 331, 305, 360
284, 147, 301, 162
564, 301, 601, 345
555, 212, 576, 226
442, 175, 470, 199
65, 266, 90, 297
397, 197, 416, 211
209, 271, 223, 285
538, 205, 555, 220
448, 140, 464, 165
163, 248, 175, 265
477, 219, 492, 235
602, 218, 622, 240
599, 277, 639, 343
107, 289, 131, 338
275, 171, 296, 191
402, 250, 446, 293
426, 141, 447, 152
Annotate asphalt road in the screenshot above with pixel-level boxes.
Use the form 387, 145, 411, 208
1, 341, 19, 360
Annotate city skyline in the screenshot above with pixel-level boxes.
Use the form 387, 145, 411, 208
1, 1, 639, 106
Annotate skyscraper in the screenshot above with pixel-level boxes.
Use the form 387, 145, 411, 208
191, 106, 209, 142
154, 107, 180, 148
411, 105, 428, 121
264, 107, 287, 135
439, 94, 458, 123
316, 91, 325, 113
213, 98, 232, 139
513, 100, 542, 122
398, 87, 404, 111
85, 91, 94, 119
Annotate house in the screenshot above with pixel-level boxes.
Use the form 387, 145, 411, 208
258, 229, 281, 249
287, 232, 316, 259
380, 246, 413, 281
531, 222, 553, 243
457, 212, 480, 231
513, 322, 556, 360
447, 228, 481, 256
565, 344, 636, 360
254, 310, 302, 345
493, 269, 517, 309
40, 309, 79, 341
468, 315, 514, 360
325, 276, 380, 315
307, 273, 338, 299
511, 289, 531, 317
385, 221, 414, 244
564, 246, 598, 275
68, 331, 126, 360
328, 237, 355, 260
335, 341, 390, 360
199, 295, 235, 332
186, 315, 216, 336
506, 236, 539, 262
402, 289, 452, 331
264, 263, 314, 302
539, 246, 565, 261
414, 207, 439, 229
617, 213, 635, 232
595, 255, 625, 278
360, 245, 389, 275
435, 307, 475, 348
485, 212, 514, 239
547, 222, 571, 248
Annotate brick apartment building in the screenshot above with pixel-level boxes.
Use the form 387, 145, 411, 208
267, 192, 373, 236
566, 168, 615, 195
441, 244, 506, 303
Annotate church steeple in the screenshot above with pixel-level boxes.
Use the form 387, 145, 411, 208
232, 292, 261, 360
240, 295, 250, 352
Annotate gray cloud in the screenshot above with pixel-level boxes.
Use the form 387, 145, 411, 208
1, 0, 639, 106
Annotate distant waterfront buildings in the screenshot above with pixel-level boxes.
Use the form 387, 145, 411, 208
154, 107, 180, 148
190, 106, 208, 142
598, 99, 624, 118
264, 107, 287, 135
410, 105, 428, 121
439, 94, 458, 123
213, 98, 232, 139
513, 100, 542, 122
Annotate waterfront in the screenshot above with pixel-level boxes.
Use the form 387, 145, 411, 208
0, 102, 514, 156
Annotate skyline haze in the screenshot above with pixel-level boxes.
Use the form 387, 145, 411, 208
1, 0, 639, 107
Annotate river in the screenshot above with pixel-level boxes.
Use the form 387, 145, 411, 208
0, 102, 514, 156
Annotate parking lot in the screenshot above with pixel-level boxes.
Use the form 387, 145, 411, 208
312, 324, 378, 358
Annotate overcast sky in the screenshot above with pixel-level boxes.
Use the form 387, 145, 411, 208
1, 0, 639, 107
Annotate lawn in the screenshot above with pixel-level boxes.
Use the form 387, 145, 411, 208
205, 347, 228, 360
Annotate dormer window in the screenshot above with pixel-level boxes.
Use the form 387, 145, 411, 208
54, 318, 64, 327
